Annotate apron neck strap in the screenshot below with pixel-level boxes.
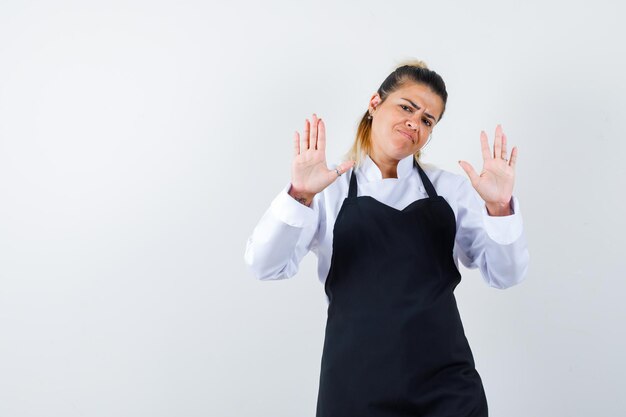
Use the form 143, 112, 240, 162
414, 158, 438, 198
348, 165, 358, 198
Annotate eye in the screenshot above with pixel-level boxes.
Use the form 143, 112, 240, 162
400, 105, 413, 112
423, 118, 432, 127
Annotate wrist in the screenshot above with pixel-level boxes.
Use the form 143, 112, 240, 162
485, 199, 513, 217
288, 184, 315, 207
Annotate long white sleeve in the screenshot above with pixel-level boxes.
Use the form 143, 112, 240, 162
244, 182, 321, 280
244, 156, 529, 291
452, 177, 529, 289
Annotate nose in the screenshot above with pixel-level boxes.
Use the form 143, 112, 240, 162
406, 109, 424, 132
406, 116, 421, 131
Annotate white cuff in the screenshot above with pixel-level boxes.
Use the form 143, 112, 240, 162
481, 196, 524, 245
269, 182, 319, 228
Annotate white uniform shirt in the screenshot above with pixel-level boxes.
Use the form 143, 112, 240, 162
244, 153, 529, 298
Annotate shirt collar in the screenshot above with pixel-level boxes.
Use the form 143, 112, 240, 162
359, 153, 415, 182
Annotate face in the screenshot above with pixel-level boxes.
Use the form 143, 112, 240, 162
368, 82, 444, 162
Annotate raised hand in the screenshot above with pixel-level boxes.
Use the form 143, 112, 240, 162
289, 113, 355, 206
458, 125, 518, 216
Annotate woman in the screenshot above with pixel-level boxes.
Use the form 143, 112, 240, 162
244, 61, 529, 416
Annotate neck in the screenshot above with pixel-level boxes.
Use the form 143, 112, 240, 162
369, 152, 400, 179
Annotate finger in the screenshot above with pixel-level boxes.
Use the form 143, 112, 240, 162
494, 124, 502, 160
293, 131, 300, 156
480, 131, 491, 161
317, 118, 326, 152
302, 119, 310, 151
458, 160, 480, 187
501, 132, 508, 160
310, 113, 318, 150
509, 146, 518, 168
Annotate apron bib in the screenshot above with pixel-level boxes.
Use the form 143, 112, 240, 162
316, 159, 488, 417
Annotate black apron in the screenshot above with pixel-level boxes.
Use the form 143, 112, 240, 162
316, 159, 488, 417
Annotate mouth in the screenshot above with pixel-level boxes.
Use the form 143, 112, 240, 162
398, 130, 415, 144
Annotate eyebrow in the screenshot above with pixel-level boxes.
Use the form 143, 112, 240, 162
401, 98, 437, 122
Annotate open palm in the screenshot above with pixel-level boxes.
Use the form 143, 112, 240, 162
459, 125, 518, 214
291, 114, 355, 196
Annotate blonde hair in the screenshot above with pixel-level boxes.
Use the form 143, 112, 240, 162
343, 59, 447, 169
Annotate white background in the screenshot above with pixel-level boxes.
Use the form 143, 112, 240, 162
1, 1, 624, 416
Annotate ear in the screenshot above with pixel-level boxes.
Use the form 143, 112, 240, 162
369, 93, 381, 111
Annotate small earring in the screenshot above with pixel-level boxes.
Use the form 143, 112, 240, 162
367, 114, 372, 120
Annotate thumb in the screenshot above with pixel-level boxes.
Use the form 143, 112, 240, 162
458, 160, 480, 187
328, 160, 356, 181
340, 160, 356, 174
